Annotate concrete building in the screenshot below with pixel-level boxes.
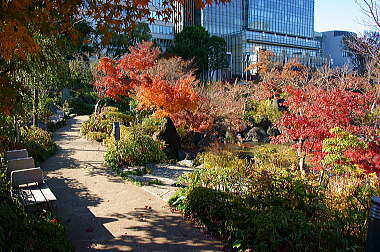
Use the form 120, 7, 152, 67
321, 30, 355, 69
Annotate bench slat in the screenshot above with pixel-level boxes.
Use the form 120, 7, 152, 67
7, 157, 35, 174
11, 168, 43, 188
5, 149, 28, 160
29, 186, 48, 204
19, 189, 36, 205
39, 183, 57, 202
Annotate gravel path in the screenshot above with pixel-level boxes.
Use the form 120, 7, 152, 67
41, 116, 222, 251
129, 162, 194, 202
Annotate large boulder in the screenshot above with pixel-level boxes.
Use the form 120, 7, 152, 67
181, 131, 204, 147
245, 127, 269, 143
153, 117, 181, 159
178, 149, 196, 160
267, 126, 281, 137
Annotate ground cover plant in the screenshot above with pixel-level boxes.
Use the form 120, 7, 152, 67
168, 61, 380, 250
170, 149, 379, 251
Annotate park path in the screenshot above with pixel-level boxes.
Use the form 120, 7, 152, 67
41, 116, 222, 251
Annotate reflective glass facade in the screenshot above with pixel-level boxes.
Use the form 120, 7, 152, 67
247, 0, 314, 38
147, 0, 174, 51
201, 0, 243, 35
174, 0, 328, 76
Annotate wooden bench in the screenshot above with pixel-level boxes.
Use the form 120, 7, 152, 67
1, 149, 29, 168
7, 157, 35, 174
57, 110, 65, 118
11, 168, 57, 209
5, 149, 28, 160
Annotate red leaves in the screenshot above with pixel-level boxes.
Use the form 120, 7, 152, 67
94, 41, 159, 100
274, 84, 377, 171
344, 140, 380, 173
94, 41, 200, 128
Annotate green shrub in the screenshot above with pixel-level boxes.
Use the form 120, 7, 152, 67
0, 115, 16, 153
104, 111, 135, 126
245, 99, 281, 124
104, 127, 166, 169
119, 116, 161, 137
250, 144, 298, 169
101, 106, 119, 113
20, 126, 57, 164
80, 111, 135, 141
322, 127, 367, 175
171, 150, 378, 251
80, 115, 113, 137
137, 116, 162, 136
85, 131, 108, 142
192, 151, 248, 192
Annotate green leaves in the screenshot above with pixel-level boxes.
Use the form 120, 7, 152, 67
322, 127, 368, 175
169, 26, 227, 79
104, 127, 166, 168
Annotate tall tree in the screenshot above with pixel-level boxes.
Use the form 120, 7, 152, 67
208, 35, 227, 79
102, 23, 152, 58
94, 41, 200, 126
169, 26, 211, 79
0, 0, 227, 115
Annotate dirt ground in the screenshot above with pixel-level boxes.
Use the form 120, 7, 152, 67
41, 116, 222, 251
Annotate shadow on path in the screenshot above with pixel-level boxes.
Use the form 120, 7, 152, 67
41, 116, 222, 251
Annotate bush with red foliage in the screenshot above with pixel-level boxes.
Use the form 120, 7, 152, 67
93, 41, 201, 130
272, 80, 379, 172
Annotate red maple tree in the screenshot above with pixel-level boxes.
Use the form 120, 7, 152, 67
94, 41, 200, 127
273, 83, 379, 172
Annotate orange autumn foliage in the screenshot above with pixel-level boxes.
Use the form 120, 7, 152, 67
94, 41, 159, 100
94, 41, 200, 127
134, 74, 199, 118
1, 0, 228, 115
0, 0, 229, 62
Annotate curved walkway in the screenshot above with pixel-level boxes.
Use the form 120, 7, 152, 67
42, 116, 222, 251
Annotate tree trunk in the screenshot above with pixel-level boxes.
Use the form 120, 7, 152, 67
14, 116, 20, 144
297, 139, 305, 174
32, 87, 39, 127
299, 156, 305, 174
94, 99, 104, 115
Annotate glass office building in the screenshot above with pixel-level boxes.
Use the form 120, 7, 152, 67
174, 0, 329, 77
147, 0, 174, 51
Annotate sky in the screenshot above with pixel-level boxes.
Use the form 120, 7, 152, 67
314, 0, 373, 35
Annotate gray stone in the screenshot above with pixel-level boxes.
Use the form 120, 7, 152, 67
178, 150, 196, 161
225, 130, 237, 144
154, 117, 181, 159
245, 127, 269, 143
177, 159, 193, 167
267, 126, 281, 137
